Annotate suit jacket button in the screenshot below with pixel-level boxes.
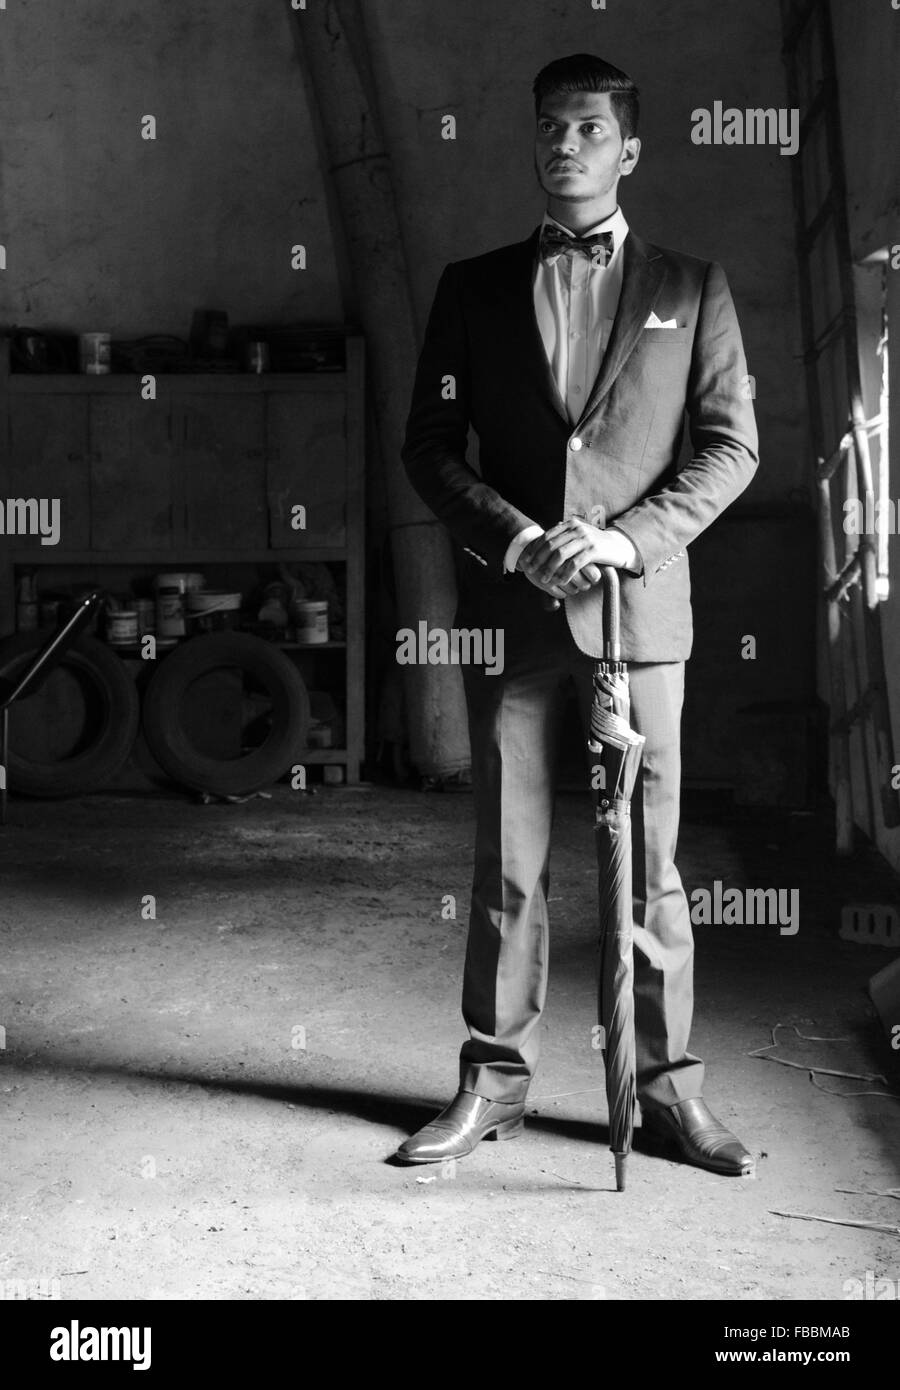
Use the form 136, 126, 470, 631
570, 437, 583, 451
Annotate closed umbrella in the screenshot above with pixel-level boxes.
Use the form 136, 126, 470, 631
588, 567, 645, 1191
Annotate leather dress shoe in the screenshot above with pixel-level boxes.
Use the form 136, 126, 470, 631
641, 1097, 756, 1177
395, 1090, 525, 1164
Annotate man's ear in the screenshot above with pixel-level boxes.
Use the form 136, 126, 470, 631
620, 136, 641, 177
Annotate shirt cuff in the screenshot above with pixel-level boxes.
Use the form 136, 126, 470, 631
503, 525, 544, 574
608, 525, 643, 575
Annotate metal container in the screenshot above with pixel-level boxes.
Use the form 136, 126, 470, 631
292, 599, 329, 645
78, 332, 111, 375
154, 572, 205, 642
135, 598, 156, 636
107, 609, 138, 647
185, 590, 242, 633
156, 588, 184, 641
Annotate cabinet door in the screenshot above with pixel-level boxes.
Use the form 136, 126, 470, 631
180, 396, 267, 550
89, 397, 175, 551
265, 394, 347, 548
7, 396, 91, 550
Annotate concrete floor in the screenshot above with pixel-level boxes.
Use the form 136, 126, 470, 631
1, 783, 898, 1301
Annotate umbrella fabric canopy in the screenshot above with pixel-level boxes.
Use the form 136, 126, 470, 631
588, 568, 645, 1191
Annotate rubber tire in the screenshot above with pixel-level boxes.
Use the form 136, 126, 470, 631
141, 632, 310, 796
0, 631, 140, 797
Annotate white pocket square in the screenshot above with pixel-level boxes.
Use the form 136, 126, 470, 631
645, 312, 678, 328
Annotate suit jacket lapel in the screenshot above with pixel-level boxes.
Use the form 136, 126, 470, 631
496, 229, 570, 424
578, 232, 667, 424
497, 227, 667, 428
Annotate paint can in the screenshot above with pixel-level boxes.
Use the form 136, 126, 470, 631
135, 598, 156, 636
107, 609, 138, 647
307, 722, 333, 749
155, 588, 183, 642
292, 599, 329, 645
78, 332, 111, 375
185, 590, 242, 633
154, 572, 205, 642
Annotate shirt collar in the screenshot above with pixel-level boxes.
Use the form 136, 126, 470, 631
540, 205, 629, 259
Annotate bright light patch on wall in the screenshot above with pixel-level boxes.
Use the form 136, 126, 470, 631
875, 259, 891, 599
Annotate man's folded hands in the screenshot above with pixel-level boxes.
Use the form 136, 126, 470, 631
517, 517, 637, 598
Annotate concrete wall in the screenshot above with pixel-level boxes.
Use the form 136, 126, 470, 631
0, 0, 342, 333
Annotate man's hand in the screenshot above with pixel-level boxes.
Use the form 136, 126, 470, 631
516, 533, 599, 597
518, 518, 636, 595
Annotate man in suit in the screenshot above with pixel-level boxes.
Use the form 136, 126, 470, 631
397, 54, 758, 1175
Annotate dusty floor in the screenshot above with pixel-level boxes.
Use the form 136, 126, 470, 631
1, 782, 898, 1302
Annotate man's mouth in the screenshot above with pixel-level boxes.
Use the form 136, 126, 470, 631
548, 160, 582, 172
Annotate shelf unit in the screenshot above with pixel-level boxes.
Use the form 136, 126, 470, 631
0, 334, 365, 783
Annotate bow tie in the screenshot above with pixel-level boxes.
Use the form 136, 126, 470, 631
539, 225, 614, 267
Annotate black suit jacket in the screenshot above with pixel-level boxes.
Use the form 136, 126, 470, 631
402, 227, 758, 661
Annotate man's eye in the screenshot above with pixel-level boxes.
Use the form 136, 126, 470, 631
539, 122, 556, 133
582, 123, 602, 134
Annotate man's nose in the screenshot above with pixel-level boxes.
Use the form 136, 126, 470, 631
552, 131, 579, 155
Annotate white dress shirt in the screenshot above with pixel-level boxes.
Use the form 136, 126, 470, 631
503, 205, 633, 574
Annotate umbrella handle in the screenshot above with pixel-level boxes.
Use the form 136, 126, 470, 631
600, 566, 621, 663
540, 566, 622, 662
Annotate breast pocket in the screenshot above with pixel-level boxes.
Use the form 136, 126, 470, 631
641, 328, 693, 345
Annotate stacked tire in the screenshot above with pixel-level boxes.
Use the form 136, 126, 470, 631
0, 630, 310, 800
140, 633, 310, 796
0, 632, 140, 797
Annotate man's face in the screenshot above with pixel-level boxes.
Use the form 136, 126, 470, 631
534, 90, 640, 205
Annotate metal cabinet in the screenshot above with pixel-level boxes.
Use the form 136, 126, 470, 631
7, 396, 91, 551
180, 394, 267, 550
266, 393, 348, 548
0, 336, 366, 782
89, 397, 175, 551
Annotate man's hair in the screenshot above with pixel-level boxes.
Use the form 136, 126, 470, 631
532, 54, 639, 141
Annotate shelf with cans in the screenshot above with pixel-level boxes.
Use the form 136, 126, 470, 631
0, 334, 366, 785
9, 558, 358, 778
95, 568, 338, 650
